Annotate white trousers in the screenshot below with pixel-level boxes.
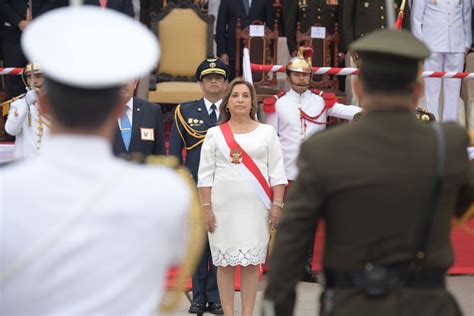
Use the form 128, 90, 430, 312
423, 52, 465, 122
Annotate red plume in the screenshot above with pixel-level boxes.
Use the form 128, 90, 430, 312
302, 46, 313, 60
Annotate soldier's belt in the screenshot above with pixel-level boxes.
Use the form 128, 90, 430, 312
324, 266, 445, 295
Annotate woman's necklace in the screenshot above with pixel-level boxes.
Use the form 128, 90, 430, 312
229, 121, 251, 133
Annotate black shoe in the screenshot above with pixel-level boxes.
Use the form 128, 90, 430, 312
188, 302, 206, 314
208, 302, 224, 314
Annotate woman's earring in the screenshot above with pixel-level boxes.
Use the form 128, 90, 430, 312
225, 107, 230, 112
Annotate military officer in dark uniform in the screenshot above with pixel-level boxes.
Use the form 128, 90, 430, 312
343, 0, 410, 48
285, 0, 341, 55
169, 57, 229, 315
263, 29, 473, 316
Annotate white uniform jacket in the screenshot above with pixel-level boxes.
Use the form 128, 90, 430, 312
0, 136, 190, 315
411, 0, 472, 53
266, 89, 361, 181
4, 96, 50, 160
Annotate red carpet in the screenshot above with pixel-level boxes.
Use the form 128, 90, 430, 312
165, 265, 263, 292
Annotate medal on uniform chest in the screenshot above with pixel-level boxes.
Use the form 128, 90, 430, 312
230, 149, 243, 164
364, 2, 369, 8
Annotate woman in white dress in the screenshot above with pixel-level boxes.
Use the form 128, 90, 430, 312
197, 79, 287, 316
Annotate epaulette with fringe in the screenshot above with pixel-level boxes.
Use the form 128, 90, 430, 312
415, 107, 436, 122
311, 89, 337, 109
1, 93, 26, 116
262, 91, 286, 113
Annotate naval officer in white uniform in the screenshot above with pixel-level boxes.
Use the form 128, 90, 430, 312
411, 0, 472, 121
0, 5, 202, 315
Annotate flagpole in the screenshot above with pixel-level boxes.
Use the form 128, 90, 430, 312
385, 0, 395, 29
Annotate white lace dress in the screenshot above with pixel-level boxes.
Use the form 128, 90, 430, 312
197, 124, 287, 266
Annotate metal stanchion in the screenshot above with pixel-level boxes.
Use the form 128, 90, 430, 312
385, 0, 395, 29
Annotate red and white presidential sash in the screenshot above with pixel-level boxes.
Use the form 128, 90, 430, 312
211, 123, 273, 209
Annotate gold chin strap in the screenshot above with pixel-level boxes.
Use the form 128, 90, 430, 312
141, 156, 205, 312
174, 104, 207, 150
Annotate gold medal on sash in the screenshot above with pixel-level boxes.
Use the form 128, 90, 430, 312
230, 149, 243, 164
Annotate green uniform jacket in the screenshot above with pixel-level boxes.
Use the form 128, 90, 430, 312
343, 0, 410, 48
285, 0, 341, 54
264, 109, 473, 316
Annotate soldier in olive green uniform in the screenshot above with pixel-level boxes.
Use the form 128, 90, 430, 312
285, 0, 341, 55
343, 0, 410, 47
263, 29, 473, 316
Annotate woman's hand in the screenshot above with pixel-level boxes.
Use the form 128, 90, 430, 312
203, 206, 217, 233
269, 205, 282, 230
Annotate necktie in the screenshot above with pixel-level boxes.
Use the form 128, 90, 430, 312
242, 0, 249, 15
99, 0, 107, 8
120, 111, 132, 151
210, 104, 217, 125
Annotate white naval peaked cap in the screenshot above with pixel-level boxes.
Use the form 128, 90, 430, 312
21, 6, 159, 88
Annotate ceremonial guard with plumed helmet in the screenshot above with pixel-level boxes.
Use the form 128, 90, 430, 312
3, 63, 51, 160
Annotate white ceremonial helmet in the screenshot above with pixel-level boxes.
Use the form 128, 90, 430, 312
21, 5, 160, 88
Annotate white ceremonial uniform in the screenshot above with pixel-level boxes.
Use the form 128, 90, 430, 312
0, 136, 190, 315
411, 0, 472, 121
4, 94, 50, 160
266, 89, 361, 180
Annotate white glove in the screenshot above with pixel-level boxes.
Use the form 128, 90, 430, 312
24, 89, 38, 105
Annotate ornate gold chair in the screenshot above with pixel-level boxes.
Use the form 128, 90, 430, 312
149, 2, 214, 105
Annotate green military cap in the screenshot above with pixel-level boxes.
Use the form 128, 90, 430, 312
349, 29, 430, 78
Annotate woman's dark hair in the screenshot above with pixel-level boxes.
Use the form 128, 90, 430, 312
218, 78, 258, 124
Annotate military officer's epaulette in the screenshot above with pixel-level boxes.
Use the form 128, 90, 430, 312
415, 107, 436, 122
263, 91, 286, 113
120, 153, 181, 169
311, 89, 337, 108
1, 93, 26, 116
118, 151, 206, 312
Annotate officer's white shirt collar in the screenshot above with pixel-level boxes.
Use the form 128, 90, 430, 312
118, 97, 134, 128
203, 98, 222, 119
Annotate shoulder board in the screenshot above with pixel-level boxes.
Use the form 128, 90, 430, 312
311, 89, 337, 108
415, 107, 436, 122
120, 153, 181, 169
263, 91, 286, 113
